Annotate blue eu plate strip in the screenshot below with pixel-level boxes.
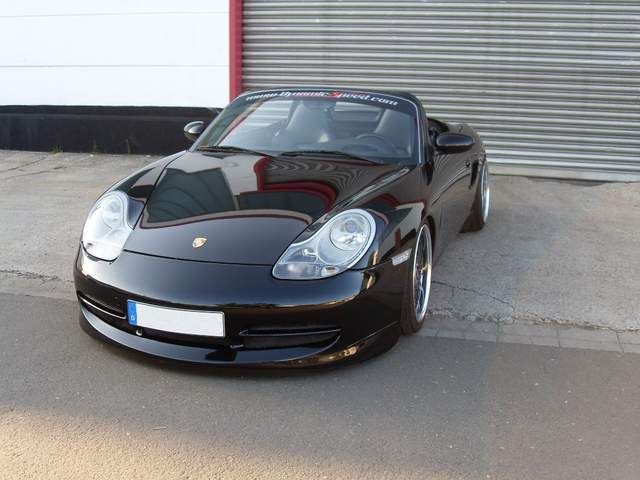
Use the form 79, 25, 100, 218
127, 300, 138, 326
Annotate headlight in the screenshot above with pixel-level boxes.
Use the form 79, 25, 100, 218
273, 209, 376, 280
81, 191, 132, 261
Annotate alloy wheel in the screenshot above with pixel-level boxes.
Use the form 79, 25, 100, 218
481, 163, 490, 222
413, 226, 433, 322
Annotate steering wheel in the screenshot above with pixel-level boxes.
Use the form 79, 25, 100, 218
354, 133, 397, 154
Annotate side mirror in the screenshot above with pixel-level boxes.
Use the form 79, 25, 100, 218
184, 121, 205, 142
435, 133, 475, 154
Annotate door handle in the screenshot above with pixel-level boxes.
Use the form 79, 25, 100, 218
465, 160, 471, 168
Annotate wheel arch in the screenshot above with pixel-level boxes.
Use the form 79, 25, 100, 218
426, 215, 436, 251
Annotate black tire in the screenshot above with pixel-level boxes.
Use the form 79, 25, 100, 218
400, 224, 433, 335
461, 160, 490, 233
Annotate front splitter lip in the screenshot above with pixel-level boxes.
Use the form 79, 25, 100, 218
79, 304, 397, 368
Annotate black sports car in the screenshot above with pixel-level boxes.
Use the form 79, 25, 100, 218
75, 88, 489, 367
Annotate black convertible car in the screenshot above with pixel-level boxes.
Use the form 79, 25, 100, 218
75, 88, 489, 367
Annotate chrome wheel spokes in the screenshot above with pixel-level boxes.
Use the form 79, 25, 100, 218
413, 226, 433, 322
481, 163, 490, 222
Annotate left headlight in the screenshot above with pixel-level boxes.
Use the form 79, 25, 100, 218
273, 209, 376, 280
81, 191, 132, 261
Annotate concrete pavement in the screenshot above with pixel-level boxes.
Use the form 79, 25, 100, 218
430, 175, 640, 331
0, 150, 152, 292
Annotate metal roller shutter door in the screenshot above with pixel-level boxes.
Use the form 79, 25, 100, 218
242, 1, 640, 181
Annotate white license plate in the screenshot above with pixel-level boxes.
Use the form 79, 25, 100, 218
127, 300, 225, 337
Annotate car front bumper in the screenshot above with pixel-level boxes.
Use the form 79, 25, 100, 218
74, 247, 406, 367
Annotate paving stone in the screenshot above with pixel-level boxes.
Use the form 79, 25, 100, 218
499, 334, 534, 346
500, 323, 557, 337
424, 314, 450, 330
464, 331, 497, 342
618, 332, 640, 345
621, 343, 640, 354
437, 318, 472, 332
466, 321, 498, 335
437, 329, 466, 340
557, 327, 619, 343
529, 336, 561, 347
418, 328, 438, 337
558, 338, 622, 352
424, 316, 636, 354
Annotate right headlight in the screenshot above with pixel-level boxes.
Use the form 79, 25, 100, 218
81, 191, 132, 261
272, 209, 376, 280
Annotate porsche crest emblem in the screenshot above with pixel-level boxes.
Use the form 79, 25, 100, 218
192, 237, 207, 248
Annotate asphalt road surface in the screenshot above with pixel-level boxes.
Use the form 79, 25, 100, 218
2, 292, 639, 480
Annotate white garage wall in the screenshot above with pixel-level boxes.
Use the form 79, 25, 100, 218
0, 1, 229, 107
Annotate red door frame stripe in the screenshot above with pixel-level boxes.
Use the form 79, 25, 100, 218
229, 0, 243, 100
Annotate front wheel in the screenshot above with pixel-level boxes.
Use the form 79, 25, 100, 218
400, 224, 433, 335
462, 160, 490, 232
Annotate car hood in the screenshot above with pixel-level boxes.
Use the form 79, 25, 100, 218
123, 151, 407, 264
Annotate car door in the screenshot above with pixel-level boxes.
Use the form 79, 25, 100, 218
427, 118, 473, 247
445, 123, 476, 233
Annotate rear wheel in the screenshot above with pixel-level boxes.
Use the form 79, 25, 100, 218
462, 160, 490, 232
400, 224, 433, 335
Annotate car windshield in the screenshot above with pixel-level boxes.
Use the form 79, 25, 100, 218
195, 90, 421, 165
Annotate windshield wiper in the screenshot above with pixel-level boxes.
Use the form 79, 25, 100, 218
195, 145, 271, 156
279, 150, 380, 163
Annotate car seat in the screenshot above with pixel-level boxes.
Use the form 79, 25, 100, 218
272, 103, 333, 148
374, 110, 415, 154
